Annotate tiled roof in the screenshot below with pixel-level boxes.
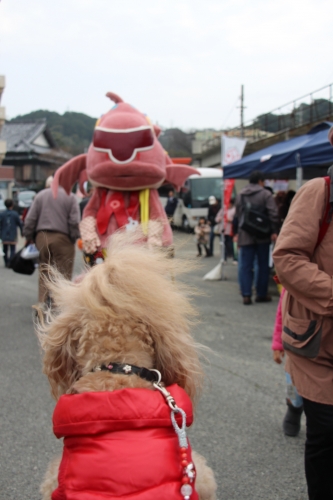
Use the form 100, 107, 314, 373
0, 120, 54, 152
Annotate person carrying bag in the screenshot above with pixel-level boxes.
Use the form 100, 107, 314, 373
234, 171, 279, 305
240, 192, 272, 239
273, 155, 333, 499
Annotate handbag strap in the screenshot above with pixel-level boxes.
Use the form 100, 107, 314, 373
241, 192, 256, 205
316, 176, 332, 248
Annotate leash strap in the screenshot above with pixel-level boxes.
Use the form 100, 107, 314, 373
152, 371, 196, 499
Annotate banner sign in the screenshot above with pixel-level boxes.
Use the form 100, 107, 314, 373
221, 135, 247, 226
221, 135, 247, 167
223, 179, 235, 226
264, 179, 289, 192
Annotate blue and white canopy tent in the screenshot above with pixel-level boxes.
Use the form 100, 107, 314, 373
223, 122, 333, 180
204, 122, 333, 281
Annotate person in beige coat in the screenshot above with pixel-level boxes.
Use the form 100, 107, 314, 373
273, 140, 333, 499
24, 176, 80, 303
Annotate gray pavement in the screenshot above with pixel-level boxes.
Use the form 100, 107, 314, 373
0, 233, 307, 499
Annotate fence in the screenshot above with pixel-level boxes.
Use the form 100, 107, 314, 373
201, 83, 333, 153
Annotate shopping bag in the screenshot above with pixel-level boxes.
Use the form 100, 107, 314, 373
21, 243, 39, 260
9, 249, 35, 275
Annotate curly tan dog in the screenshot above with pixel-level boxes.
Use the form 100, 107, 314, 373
36, 227, 217, 500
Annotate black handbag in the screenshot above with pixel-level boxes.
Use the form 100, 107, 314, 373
240, 194, 271, 239
9, 248, 36, 275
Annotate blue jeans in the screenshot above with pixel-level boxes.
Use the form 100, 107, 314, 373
209, 227, 219, 256
3, 243, 16, 267
240, 243, 270, 297
238, 248, 258, 290
224, 235, 235, 261
285, 372, 303, 408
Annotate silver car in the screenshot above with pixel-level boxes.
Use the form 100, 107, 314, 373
17, 190, 36, 214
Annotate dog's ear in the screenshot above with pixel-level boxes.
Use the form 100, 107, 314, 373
152, 327, 202, 404
35, 307, 80, 400
43, 336, 81, 400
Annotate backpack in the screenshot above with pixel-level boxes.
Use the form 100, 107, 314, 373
239, 192, 272, 239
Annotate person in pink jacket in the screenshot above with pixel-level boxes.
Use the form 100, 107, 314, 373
272, 287, 303, 436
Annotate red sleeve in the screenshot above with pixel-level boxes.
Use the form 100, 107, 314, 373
271, 288, 285, 351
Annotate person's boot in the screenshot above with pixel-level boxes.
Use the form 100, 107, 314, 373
243, 296, 252, 305
204, 245, 211, 258
283, 401, 303, 437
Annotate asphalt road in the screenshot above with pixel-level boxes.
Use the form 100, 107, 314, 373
0, 232, 307, 500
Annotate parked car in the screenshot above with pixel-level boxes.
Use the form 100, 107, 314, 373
14, 190, 36, 215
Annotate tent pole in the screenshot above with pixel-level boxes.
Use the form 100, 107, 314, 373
295, 153, 303, 191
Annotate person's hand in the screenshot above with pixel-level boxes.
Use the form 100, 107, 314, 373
271, 233, 278, 242
273, 350, 284, 364
233, 234, 238, 243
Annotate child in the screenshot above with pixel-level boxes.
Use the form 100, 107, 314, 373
215, 199, 237, 263
272, 288, 303, 436
0, 199, 23, 267
194, 217, 210, 257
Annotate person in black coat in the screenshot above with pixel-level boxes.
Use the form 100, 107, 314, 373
207, 196, 221, 256
79, 185, 94, 218
164, 190, 178, 219
0, 199, 23, 267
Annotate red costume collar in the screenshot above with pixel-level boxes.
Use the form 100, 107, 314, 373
96, 190, 140, 235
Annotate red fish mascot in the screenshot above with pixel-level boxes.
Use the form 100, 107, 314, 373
52, 92, 198, 260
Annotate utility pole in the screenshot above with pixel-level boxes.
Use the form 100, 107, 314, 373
240, 84, 244, 138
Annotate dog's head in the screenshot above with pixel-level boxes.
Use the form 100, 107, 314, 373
36, 224, 203, 403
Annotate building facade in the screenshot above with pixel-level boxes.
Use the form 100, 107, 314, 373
0, 119, 71, 189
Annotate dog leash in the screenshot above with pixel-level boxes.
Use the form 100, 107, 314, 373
150, 369, 196, 500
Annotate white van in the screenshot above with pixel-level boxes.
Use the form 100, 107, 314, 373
160, 168, 222, 231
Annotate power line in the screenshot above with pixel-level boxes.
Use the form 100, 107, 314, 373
221, 96, 239, 129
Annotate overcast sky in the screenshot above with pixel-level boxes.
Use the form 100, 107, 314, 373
1, 0, 333, 130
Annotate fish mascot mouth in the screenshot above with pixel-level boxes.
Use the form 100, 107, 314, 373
87, 158, 166, 190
